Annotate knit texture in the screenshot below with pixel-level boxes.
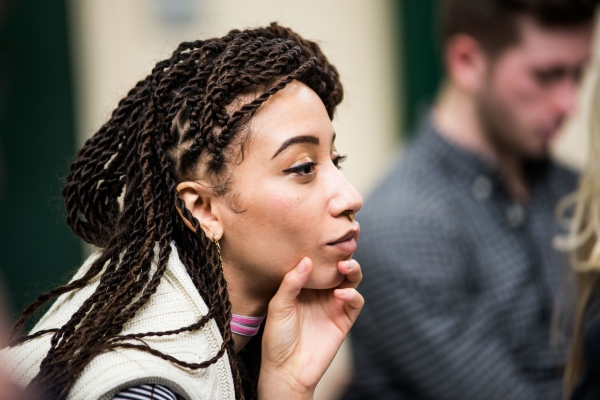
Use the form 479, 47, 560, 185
0, 244, 235, 400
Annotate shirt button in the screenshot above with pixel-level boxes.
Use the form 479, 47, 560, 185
506, 204, 526, 228
472, 175, 492, 201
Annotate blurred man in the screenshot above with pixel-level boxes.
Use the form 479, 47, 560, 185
344, 0, 598, 399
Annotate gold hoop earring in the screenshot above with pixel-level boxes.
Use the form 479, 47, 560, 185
348, 212, 355, 222
212, 235, 223, 270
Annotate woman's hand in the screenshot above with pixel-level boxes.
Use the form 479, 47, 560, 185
257, 258, 364, 400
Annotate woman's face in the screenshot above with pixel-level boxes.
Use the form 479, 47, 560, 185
218, 80, 362, 293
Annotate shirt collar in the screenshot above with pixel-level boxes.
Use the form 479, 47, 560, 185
415, 113, 551, 196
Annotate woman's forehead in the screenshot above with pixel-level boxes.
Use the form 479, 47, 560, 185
246, 81, 334, 152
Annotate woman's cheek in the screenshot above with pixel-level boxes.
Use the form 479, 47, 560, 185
265, 194, 315, 256
266, 194, 296, 223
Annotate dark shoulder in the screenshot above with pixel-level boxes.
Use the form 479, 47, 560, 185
571, 315, 600, 400
584, 284, 600, 334
547, 160, 579, 194
570, 282, 600, 400
359, 144, 460, 235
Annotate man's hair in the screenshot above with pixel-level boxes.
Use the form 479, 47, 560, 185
441, 0, 599, 54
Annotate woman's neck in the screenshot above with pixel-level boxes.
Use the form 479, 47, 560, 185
222, 262, 272, 353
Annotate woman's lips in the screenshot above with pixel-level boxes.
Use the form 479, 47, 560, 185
327, 229, 359, 254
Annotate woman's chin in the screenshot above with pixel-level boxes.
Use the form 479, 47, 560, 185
304, 268, 345, 290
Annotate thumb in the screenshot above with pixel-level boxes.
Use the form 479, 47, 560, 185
268, 257, 312, 315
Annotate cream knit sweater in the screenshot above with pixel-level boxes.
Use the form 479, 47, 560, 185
0, 244, 235, 400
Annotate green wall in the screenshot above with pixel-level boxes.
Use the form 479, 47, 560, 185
397, 0, 443, 135
0, 0, 81, 321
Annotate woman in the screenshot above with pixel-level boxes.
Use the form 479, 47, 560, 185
0, 23, 364, 400
556, 75, 600, 399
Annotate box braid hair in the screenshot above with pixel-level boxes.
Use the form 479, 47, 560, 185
9, 22, 343, 399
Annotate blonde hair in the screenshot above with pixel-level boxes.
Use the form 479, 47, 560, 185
554, 73, 600, 394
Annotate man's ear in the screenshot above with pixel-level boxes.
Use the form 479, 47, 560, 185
444, 34, 488, 94
175, 181, 223, 241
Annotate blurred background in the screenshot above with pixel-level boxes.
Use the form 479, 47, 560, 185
0, 0, 597, 398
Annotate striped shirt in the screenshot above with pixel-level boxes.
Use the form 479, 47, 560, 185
113, 384, 177, 400
343, 117, 577, 400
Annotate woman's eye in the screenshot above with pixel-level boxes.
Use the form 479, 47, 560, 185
333, 154, 347, 169
283, 161, 317, 175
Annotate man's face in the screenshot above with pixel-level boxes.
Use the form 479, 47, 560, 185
477, 17, 594, 159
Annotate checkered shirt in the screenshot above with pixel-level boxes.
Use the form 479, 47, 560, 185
343, 118, 578, 400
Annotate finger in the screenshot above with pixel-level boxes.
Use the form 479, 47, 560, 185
334, 288, 364, 322
268, 257, 313, 315
337, 259, 362, 290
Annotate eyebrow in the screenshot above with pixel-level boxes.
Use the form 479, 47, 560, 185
271, 135, 320, 159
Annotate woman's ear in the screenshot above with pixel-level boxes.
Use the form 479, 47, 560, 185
175, 181, 223, 241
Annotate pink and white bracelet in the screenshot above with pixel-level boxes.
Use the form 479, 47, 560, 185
230, 314, 266, 337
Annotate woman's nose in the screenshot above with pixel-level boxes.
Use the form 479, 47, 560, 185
329, 170, 363, 218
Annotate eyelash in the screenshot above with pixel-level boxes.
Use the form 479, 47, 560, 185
333, 154, 347, 169
283, 161, 317, 175
283, 154, 347, 176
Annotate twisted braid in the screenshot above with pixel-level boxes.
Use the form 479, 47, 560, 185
11, 23, 343, 399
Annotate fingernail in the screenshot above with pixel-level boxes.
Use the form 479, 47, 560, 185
344, 261, 352, 270
337, 289, 347, 296
297, 259, 306, 273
